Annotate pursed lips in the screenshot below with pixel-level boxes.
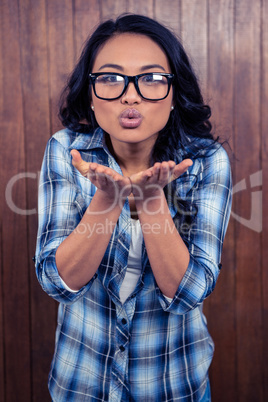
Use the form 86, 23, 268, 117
119, 108, 143, 129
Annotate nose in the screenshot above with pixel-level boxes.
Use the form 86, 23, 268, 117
120, 82, 142, 104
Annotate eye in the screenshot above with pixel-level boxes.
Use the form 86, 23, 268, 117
97, 74, 124, 85
140, 74, 166, 85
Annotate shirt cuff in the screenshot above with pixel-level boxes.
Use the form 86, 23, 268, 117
58, 275, 79, 293
163, 295, 173, 303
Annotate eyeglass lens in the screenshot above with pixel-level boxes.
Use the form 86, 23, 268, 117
93, 74, 170, 100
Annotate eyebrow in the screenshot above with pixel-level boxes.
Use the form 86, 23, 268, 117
140, 64, 166, 72
98, 64, 124, 71
98, 63, 166, 72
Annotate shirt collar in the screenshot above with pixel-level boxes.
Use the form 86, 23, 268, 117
68, 127, 106, 151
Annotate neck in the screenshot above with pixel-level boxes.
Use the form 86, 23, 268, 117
105, 134, 155, 175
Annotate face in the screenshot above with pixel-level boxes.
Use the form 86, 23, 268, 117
90, 33, 174, 151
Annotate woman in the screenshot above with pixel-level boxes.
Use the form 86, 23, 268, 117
35, 14, 232, 401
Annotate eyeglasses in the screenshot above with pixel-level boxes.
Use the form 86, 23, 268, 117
89, 72, 174, 101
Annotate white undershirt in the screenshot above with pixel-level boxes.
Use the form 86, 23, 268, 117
119, 218, 143, 303
59, 218, 172, 303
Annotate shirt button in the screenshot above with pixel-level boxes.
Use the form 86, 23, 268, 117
119, 345, 125, 352
121, 318, 127, 325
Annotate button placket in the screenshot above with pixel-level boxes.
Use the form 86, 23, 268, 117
108, 304, 130, 399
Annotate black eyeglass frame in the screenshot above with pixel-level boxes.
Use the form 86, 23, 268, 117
89, 72, 174, 101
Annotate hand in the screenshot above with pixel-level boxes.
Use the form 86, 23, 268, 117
71, 149, 192, 200
129, 159, 193, 199
70, 150, 132, 199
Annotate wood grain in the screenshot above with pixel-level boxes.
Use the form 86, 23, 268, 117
128, 0, 154, 17
155, 0, 181, 37
261, 0, 268, 398
205, 1, 237, 401
0, 1, 266, 400
0, 0, 5, 398
18, 0, 57, 400
1, 0, 31, 400
100, 0, 128, 20
181, 0, 208, 95
234, 0, 263, 401
0, 209, 4, 402
46, 0, 75, 134
73, 0, 101, 61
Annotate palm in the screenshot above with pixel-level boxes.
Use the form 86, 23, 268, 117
129, 160, 192, 197
71, 149, 192, 199
71, 150, 131, 198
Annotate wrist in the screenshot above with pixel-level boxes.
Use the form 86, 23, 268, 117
90, 188, 127, 214
134, 188, 166, 216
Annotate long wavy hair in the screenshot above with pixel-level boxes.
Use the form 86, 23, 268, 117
59, 14, 218, 237
59, 14, 215, 163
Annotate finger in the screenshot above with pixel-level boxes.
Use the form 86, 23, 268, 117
150, 163, 161, 180
168, 160, 176, 170
149, 161, 175, 183
71, 149, 91, 176
95, 167, 118, 184
170, 159, 193, 181
93, 166, 128, 191
94, 167, 108, 187
70, 149, 82, 163
96, 167, 121, 187
139, 163, 162, 183
88, 163, 99, 181
158, 161, 172, 183
141, 169, 153, 183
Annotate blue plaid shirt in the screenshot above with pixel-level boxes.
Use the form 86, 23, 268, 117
35, 128, 232, 401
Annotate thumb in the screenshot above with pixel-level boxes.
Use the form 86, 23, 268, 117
70, 149, 82, 165
70, 149, 89, 176
170, 159, 193, 182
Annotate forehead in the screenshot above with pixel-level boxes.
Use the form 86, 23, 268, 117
92, 33, 171, 72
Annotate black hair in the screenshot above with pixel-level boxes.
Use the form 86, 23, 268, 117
59, 14, 217, 236
59, 13, 215, 162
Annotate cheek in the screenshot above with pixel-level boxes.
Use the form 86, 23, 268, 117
149, 104, 172, 129
152, 93, 173, 127
92, 103, 115, 129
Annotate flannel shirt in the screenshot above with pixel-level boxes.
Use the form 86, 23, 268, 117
35, 127, 232, 401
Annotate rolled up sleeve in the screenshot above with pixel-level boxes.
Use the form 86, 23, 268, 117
157, 146, 232, 314
35, 136, 96, 303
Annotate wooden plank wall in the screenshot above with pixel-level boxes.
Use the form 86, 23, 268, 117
0, 0, 267, 401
